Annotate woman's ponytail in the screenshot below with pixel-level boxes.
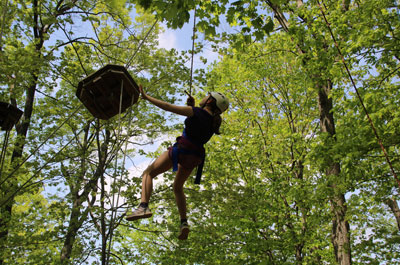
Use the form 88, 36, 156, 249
206, 97, 222, 134
212, 114, 222, 135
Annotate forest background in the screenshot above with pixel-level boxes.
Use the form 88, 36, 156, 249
0, 0, 399, 264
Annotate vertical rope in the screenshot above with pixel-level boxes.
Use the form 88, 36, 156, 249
106, 79, 124, 264
317, 0, 400, 189
189, 8, 197, 95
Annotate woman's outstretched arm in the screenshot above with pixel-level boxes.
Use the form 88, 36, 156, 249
139, 85, 194, 117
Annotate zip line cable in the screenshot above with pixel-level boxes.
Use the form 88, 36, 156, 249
0, 106, 136, 208
317, 1, 400, 189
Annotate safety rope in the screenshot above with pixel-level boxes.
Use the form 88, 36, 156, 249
317, 0, 400, 189
188, 9, 197, 95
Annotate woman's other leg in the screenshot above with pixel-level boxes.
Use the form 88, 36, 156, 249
173, 165, 193, 221
174, 165, 193, 240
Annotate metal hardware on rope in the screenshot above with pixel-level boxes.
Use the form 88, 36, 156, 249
316, 0, 400, 189
189, 8, 197, 95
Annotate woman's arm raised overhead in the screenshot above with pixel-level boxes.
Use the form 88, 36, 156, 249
139, 85, 194, 117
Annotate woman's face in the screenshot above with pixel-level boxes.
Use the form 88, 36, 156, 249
199, 95, 211, 107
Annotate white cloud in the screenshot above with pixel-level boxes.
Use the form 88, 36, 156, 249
157, 29, 178, 50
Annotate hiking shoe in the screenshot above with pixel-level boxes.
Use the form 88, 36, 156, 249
178, 222, 190, 240
125, 206, 152, 221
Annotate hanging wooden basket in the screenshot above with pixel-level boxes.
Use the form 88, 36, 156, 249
76, 64, 140, 120
0, 102, 23, 131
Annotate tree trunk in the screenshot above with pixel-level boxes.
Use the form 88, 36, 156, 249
60, 128, 110, 263
60, 200, 84, 263
318, 80, 352, 265
386, 198, 400, 231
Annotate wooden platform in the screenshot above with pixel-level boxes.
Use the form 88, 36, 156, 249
0, 102, 23, 131
76, 64, 140, 120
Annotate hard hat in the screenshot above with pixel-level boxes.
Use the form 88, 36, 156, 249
210, 92, 229, 113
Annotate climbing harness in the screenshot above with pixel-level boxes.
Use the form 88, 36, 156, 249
171, 129, 205, 184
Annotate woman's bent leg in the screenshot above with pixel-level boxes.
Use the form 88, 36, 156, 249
141, 151, 172, 203
126, 151, 172, 221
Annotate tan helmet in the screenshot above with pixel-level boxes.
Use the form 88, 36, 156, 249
210, 92, 229, 113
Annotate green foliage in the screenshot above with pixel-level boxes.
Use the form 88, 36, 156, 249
1, 0, 400, 264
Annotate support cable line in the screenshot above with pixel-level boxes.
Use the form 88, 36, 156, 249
317, 0, 400, 189
0, 130, 11, 180
0, 104, 83, 188
125, 18, 158, 69
106, 79, 125, 264
0, 119, 95, 208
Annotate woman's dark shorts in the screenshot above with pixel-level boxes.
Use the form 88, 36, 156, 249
168, 136, 204, 170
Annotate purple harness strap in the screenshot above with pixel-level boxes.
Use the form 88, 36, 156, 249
171, 130, 205, 184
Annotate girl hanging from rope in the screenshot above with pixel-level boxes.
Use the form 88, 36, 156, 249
125, 85, 229, 240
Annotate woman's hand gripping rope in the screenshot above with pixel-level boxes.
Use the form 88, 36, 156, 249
185, 90, 195, 107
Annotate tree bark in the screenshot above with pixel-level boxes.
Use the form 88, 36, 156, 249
318, 81, 352, 265
265, 1, 353, 262
386, 198, 400, 231
60, 127, 110, 263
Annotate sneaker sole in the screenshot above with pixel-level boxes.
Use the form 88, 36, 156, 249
178, 227, 190, 240
125, 212, 152, 221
